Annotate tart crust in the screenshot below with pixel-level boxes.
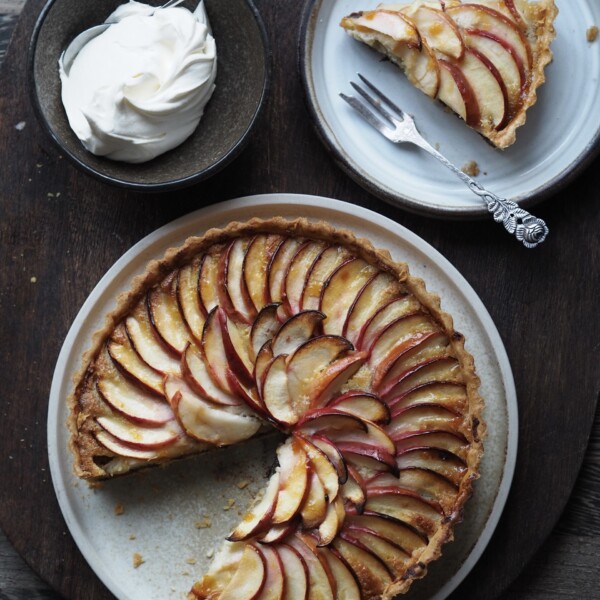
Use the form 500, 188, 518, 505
68, 217, 485, 598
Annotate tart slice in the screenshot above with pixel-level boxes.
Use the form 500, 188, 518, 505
340, 0, 558, 148
69, 218, 484, 598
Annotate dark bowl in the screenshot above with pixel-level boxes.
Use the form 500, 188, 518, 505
29, 0, 271, 192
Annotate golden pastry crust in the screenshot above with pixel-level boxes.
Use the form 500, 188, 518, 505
68, 217, 485, 598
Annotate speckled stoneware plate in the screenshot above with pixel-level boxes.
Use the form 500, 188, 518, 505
48, 194, 517, 600
29, 0, 270, 191
299, 0, 600, 218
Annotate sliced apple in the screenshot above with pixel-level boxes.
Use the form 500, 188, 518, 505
125, 301, 180, 374
394, 38, 441, 98
220, 311, 254, 387
198, 251, 220, 314
269, 238, 304, 303
244, 234, 284, 312
228, 472, 281, 541
343, 272, 402, 345
300, 469, 329, 529
182, 343, 241, 407
320, 259, 378, 336
272, 310, 325, 357
95, 429, 163, 460
397, 448, 468, 487
254, 544, 284, 600
201, 307, 235, 395
96, 414, 181, 449
288, 535, 335, 600
405, 5, 465, 59
388, 381, 468, 415
273, 438, 310, 524
177, 256, 206, 342
310, 434, 348, 484
255, 341, 275, 394
107, 325, 164, 395
165, 376, 261, 445
320, 546, 361, 600
356, 296, 421, 352
324, 420, 395, 455
277, 544, 309, 600
301, 248, 352, 311
97, 366, 172, 426
297, 409, 368, 436
228, 238, 258, 323
336, 442, 398, 476
340, 465, 367, 513
437, 59, 469, 121
295, 434, 340, 502
250, 304, 282, 360
262, 355, 297, 426
284, 241, 327, 314
148, 274, 193, 355
317, 495, 346, 546
396, 429, 468, 459
219, 544, 266, 600
387, 403, 464, 440
447, 4, 531, 71
327, 391, 390, 425
341, 9, 421, 47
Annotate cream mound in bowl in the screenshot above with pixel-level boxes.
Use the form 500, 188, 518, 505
29, 0, 270, 191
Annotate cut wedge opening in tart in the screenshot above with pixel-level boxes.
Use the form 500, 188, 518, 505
69, 218, 485, 599
340, 0, 558, 149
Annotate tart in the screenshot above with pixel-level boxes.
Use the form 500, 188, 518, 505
340, 0, 558, 148
69, 217, 484, 599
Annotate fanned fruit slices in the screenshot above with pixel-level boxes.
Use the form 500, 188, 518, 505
69, 218, 484, 599
340, 0, 558, 148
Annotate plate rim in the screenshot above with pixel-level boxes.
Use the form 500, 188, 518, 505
298, 0, 600, 219
48, 193, 518, 599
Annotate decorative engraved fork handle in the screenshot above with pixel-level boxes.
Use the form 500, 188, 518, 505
412, 137, 549, 249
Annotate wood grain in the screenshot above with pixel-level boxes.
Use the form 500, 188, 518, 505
1, 1, 599, 599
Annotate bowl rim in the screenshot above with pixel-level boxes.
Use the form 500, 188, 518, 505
28, 0, 272, 192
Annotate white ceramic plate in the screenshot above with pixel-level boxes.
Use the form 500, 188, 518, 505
300, 0, 600, 218
48, 194, 517, 600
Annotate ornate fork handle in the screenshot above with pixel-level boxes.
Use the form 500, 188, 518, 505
413, 137, 549, 249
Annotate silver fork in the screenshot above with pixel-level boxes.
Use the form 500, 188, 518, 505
340, 74, 549, 249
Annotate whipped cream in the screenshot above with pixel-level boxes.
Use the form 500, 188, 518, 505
59, 0, 217, 163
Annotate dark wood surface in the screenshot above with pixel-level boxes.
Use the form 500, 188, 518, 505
1, 1, 599, 599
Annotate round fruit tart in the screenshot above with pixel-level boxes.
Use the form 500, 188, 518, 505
340, 0, 558, 149
69, 217, 485, 599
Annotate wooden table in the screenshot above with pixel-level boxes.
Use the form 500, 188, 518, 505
1, 1, 599, 599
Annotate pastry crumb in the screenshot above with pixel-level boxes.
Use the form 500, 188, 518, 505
206, 548, 214, 559
195, 516, 212, 529
129, 534, 137, 540
30, 276, 37, 283
587, 25, 599, 42
462, 161, 480, 177
132, 553, 145, 568
114, 502, 125, 516
186, 558, 197, 565
223, 498, 236, 511
236, 479, 250, 489
15, 121, 26, 131
182, 570, 190, 576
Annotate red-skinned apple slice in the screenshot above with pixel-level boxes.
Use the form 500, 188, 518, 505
333, 535, 393, 596
348, 511, 427, 554
96, 414, 181, 450
388, 381, 468, 415
344, 9, 421, 47
219, 311, 254, 387
250, 304, 282, 360
336, 442, 399, 476
107, 325, 164, 395
95, 429, 162, 460
272, 438, 310, 524
262, 354, 297, 426
327, 391, 390, 425
356, 296, 421, 352
300, 469, 328, 529
269, 238, 304, 303
320, 259, 378, 336
219, 544, 266, 600
255, 341, 275, 394
284, 242, 327, 314
395, 430, 468, 461
297, 409, 368, 436
387, 403, 464, 440
324, 420, 396, 455
310, 434, 348, 484
97, 367, 172, 426
295, 434, 340, 502
255, 545, 284, 600
258, 521, 296, 545
343, 272, 402, 344
244, 234, 284, 312
177, 256, 206, 342
165, 376, 261, 445
397, 448, 468, 487
447, 4, 531, 70
201, 307, 235, 395
272, 310, 325, 357
198, 252, 219, 314
471, 0, 528, 30
225, 369, 268, 420
320, 546, 361, 600
288, 535, 336, 600
277, 544, 309, 600
182, 343, 240, 407
437, 59, 469, 121
404, 5, 465, 59
126, 302, 180, 375
317, 495, 346, 546
228, 472, 281, 542
395, 39, 441, 98
301, 248, 352, 311
147, 274, 193, 355
287, 335, 353, 413
340, 465, 367, 513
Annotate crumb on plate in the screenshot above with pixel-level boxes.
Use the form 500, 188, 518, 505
462, 161, 480, 177
195, 516, 212, 529
133, 553, 145, 568
587, 26, 598, 42
114, 502, 125, 516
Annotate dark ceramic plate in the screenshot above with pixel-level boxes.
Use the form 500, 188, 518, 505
29, 0, 270, 191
